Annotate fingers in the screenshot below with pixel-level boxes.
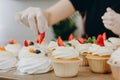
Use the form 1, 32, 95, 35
37, 12, 45, 33
106, 7, 115, 13
16, 12, 30, 28
28, 14, 38, 36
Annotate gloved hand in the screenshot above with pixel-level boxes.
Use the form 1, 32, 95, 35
102, 7, 120, 36
16, 7, 48, 36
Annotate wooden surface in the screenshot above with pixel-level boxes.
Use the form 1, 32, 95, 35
0, 67, 114, 80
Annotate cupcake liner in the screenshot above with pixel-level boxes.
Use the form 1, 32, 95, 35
108, 61, 120, 80
79, 53, 89, 66
86, 56, 111, 73
52, 60, 80, 77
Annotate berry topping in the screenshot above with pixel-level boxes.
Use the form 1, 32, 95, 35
57, 36, 64, 46
8, 39, 17, 44
0, 46, 6, 51
68, 34, 74, 41
102, 32, 107, 40
34, 50, 41, 54
36, 32, 45, 44
24, 40, 29, 47
29, 48, 34, 53
77, 38, 87, 44
96, 34, 104, 46
29, 41, 34, 46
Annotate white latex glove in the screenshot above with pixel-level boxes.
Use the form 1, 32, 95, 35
102, 7, 120, 36
16, 7, 48, 36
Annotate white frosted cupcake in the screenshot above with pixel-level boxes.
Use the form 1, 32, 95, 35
108, 48, 120, 80
75, 43, 91, 66
17, 47, 52, 74
5, 40, 22, 57
104, 37, 120, 51
0, 46, 17, 72
51, 46, 80, 77
86, 44, 113, 73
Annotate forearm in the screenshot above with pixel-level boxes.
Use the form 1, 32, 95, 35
44, 0, 75, 27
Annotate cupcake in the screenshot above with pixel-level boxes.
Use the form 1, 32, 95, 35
86, 44, 113, 73
104, 37, 120, 51
0, 46, 17, 72
17, 47, 52, 74
5, 39, 22, 57
51, 37, 80, 77
108, 48, 120, 80
76, 43, 91, 66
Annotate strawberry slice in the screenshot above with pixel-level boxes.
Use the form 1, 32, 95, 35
77, 38, 86, 44
57, 36, 64, 46
102, 32, 106, 40
68, 33, 74, 41
96, 34, 104, 46
37, 32, 45, 44
24, 40, 29, 47
8, 39, 17, 44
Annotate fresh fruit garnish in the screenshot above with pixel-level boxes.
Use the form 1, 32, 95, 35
24, 40, 29, 47
57, 36, 64, 46
0, 46, 5, 51
34, 50, 41, 54
65, 43, 72, 47
84, 36, 96, 44
29, 48, 34, 53
36, 32, 45, 44
68, 34, 74, 41
77, 38, 87, 44
102, 32, 106, 40
96, 34, 104, 46
8, 39, 17, 44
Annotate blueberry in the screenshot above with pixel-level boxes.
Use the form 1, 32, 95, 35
34, 50, 41, 54
29, 42, 34, 46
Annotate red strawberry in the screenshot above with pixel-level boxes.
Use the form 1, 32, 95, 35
102, 32, 106, 40
96, 34, 104, 46
40, 32, 45, 43
24, 40, 29, 47
68, 33, 74, 41
37, 32, 45, 44
57, 36, 64, 46
8, 39, 17, 44
77, 38, 86, 44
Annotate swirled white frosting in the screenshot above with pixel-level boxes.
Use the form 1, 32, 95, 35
109, 48, 120, 65
104, 37, 120, 50
52, 46, 79, 59
68, 39, 81, 48
47, 41, 58, 51
5, 44, 22, 57
75, 43, 91, 54
17, 48, 52, 74
0, 51, 17, 70
18, 46, 37, 59
87, 44, 113, 56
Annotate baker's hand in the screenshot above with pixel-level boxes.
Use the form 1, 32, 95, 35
16, 7, 48, 35
102, 7, 120, 36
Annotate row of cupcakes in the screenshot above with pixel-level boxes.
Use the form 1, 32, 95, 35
1, 32, 120, 79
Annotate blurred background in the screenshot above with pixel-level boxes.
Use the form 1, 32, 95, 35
0, 0, 83, 45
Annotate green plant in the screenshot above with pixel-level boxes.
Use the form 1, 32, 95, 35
52, 18, 77, 40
